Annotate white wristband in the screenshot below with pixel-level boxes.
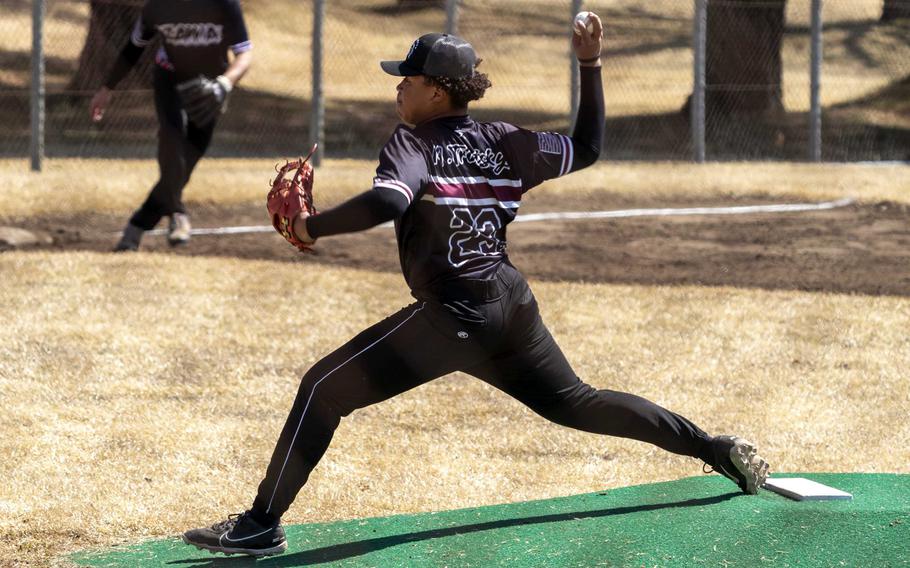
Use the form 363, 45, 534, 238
215, 75, 233, 94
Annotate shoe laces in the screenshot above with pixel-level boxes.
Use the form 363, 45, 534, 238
212, 511, 247, 533
704, 458, 742, 488
703, 449, 737, 480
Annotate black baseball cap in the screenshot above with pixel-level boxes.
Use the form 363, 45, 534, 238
380, 33, 476, 79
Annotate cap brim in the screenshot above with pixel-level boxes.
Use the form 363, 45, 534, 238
380, 60, 423, 77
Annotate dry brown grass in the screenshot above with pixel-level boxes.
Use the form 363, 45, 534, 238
1, 249, 908, 567
1, 159, 909, 568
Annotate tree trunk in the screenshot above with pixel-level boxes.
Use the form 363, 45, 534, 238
67, 0, 158, 93
704, 0, 786, 118
881, 0, 910, 21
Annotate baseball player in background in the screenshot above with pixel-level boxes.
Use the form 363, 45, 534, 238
89, 0, 253, 251
183, 13, 769, 557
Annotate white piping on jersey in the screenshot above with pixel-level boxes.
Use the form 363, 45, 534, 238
231, 40, 253, 54
420, 194, 521, 209
264, 303, 427, 515
428, 175, 523, 188
558, 134, 574, 177
373, 179, 414, 203
131, 18, 151, 47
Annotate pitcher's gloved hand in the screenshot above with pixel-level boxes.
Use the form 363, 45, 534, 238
267, 144, 319, 252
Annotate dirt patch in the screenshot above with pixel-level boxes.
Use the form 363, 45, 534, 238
10, 195, 910, 297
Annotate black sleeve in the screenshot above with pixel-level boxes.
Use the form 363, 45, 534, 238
494, 66, 603, 192
305, 187, 410, 239
103, 10, 154, 89
371, 126, 427, 205
306, 127, 425, 238
223, 0, 252, 54
569, 65, 604, 171
103, 41, 145, 89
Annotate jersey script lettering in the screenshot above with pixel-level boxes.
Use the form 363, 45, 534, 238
157, 23, 224, 47
432, 144, 511, 176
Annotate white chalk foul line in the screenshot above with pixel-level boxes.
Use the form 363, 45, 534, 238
142, 198, 855, 237
146, 225, 275, 236
513, 197, 855, 223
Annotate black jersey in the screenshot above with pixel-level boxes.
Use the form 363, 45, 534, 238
130, 0, 252, 81
373, 115, 575, 293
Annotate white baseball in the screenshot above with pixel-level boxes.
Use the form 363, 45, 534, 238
574, 11, 594, 35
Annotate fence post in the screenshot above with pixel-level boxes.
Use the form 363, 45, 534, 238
445, 0, 460, 35
569, 0, 582, 131
310, 0, 325, 166
692, 0, 707, 163
809, 0, 823, 162
30, 0, 46, 172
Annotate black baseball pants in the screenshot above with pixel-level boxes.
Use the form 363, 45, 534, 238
129, 67, 216, 230
251, 263, 714, 521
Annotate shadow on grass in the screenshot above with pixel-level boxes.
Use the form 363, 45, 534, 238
1, 83, 907, 161
786, 17, 910, 71
163, 493, 736, 567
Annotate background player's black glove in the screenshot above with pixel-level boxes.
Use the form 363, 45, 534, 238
176, 75, 232, 127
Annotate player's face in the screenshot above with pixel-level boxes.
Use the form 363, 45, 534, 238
396, 75, 441, 126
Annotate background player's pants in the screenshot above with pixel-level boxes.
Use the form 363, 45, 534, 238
129, 67, 216, 230
251, 263, 714, 521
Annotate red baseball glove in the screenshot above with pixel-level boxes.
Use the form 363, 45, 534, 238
267, 144, 318, 252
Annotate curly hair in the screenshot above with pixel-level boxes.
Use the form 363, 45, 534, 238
424, 59, 492, 109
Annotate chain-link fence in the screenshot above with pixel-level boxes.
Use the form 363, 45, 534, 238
1, 0, 908, 166
804, 0, 910, 161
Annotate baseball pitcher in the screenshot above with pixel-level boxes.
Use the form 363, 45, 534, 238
183, 14, 769, 557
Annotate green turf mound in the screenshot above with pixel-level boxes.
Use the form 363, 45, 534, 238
71, 473, 909, 567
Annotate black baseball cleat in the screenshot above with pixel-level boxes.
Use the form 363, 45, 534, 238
113, 223, 144, 252
182, 511, 287, 557
704, 435, 770, 494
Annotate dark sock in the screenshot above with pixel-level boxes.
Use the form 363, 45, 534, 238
249, 507, 279, 527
